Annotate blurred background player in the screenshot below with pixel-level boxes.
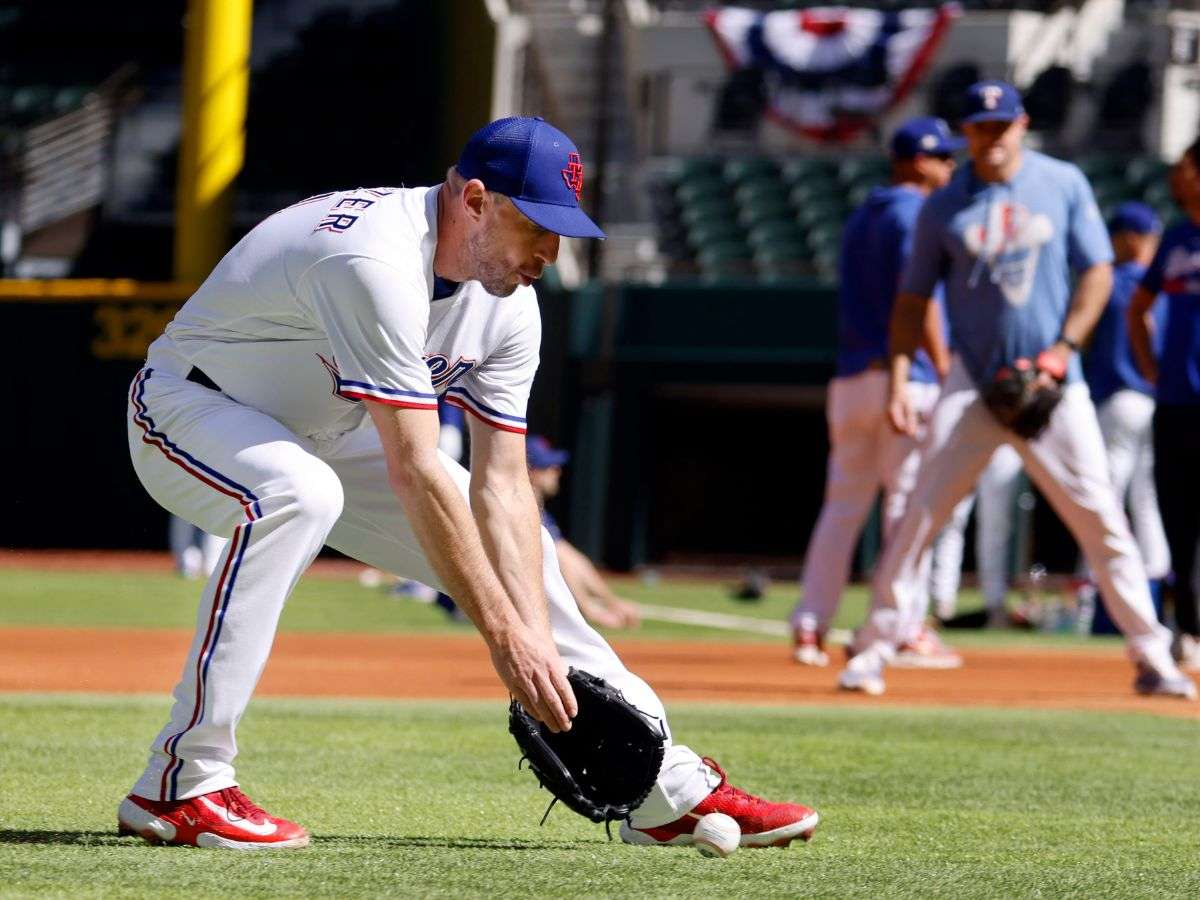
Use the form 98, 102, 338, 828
1080, 201, 1171, 630
789, 116, 959, 668
1128, 145, 1200, 671
841, 80, 1194, 699
168, 514, 227, 580
929, 445, 1023, 626
527, 435, 641, 630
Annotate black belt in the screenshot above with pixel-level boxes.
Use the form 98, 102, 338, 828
186, 366, 223, 393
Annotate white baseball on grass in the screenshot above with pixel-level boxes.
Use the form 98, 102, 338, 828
693, 812, 740, 858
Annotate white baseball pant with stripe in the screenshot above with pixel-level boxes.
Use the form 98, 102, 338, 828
929, 443, 1023, 619
126, 362, 719, 827
1095, 389, 1170, 580
858, 356, 1174, 667
790, 369, 939, 637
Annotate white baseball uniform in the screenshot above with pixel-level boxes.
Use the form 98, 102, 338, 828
126, 186, 719, 826
929, 443, 1023, 619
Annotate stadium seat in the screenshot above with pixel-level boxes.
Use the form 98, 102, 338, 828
687, 219, 744, 249
782, 157, 840, 187
789, 179, 842, 206
747, 220, 805, 250
676, 158, 724, 184
805, 224, 843, 255
838, 157, 890, 185
738, 196, 794, 228
1126, 156, 1169, 191
796, 198, 846, 228
676, 175, 729, 207
734, 176, 786, 206
724, 157, 778, 185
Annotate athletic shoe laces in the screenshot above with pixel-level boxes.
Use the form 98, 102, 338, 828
701, 757, 768, 813
220, 787, 268, 823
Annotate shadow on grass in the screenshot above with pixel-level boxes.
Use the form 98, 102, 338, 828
316, 835, 597, 851
0, 830, 122, 846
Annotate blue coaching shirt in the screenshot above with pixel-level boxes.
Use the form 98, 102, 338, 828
1084, 261, 1164, 404
901, 150, 1112, 387
1139, 219, 1200, 405
836, 185, 938, 384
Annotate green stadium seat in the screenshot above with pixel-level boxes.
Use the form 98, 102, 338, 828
1125, 156, 1169, 190
1142, 181, 1175, 208
781, 157, 839, 185
789, 179, 841, 207
839, 157, 890, 185
676, 175, 729, 207
796, 198, 846, 228
724, 156, 778, 184
806, 224, 843, 255
680, 198, 736, 229
676, 158, 723, 184
747, 220, 805, 250
687, 219, 744, 249
738, 198, 794, 229
734, 176, 787, 206
1076, 153, 1122, 181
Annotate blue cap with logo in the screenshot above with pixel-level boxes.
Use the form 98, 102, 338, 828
961, 80, 1025, 124
890, 116, 964, 159
1107, 201, 1160, 235
456, 116, 605, 239
527, 435, 570, 470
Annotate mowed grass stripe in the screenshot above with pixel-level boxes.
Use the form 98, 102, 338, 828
0, 695, 1197, 898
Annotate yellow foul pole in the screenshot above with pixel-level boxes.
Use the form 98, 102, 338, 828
174, 0, 252, 283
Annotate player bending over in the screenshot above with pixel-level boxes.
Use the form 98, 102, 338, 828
118, 117, 818, 850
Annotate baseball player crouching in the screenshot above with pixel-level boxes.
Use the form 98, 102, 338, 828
119, 118, 819, 849
790, 117, 960, 669
837, 82, 1195, 699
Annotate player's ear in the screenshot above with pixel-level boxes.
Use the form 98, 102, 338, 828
461, 178, 487, 221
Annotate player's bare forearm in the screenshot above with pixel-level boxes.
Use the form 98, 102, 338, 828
468, 423, 552, 638
558, 539, 611, 603
1126, 285, 1160, 383
1058, 262, 1113, 351
367, 403, 518, 639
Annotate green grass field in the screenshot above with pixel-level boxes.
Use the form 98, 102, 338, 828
1, 566, 1186, 898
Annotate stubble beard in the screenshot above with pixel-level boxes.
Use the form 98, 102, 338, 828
467, 228, 518, 297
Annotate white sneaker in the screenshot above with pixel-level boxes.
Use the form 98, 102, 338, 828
792, 625, 829, 667
837, 651, 886, 696
1133, 661, 1197, 700
1178, 634, 1200, 673
893, 627, 963, 670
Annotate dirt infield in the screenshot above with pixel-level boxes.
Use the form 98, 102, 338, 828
1, 627, 1195, 719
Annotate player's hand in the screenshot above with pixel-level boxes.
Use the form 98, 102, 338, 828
887, 384, 918, 436
489, 625, 578, 732
611, 597, 641, 628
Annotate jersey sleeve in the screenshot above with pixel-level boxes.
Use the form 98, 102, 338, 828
1066, 166, 1114, 271
444, 295, 541, 434
299, 253, 438, 410
899, 199, 945, 297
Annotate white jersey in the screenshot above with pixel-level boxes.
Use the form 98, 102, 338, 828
148, 186, 540, 439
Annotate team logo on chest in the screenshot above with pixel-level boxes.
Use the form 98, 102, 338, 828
961, 201, 1054, 307
424, 354, 477, 389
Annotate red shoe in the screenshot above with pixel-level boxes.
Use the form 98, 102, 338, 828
117, 787, 310, 850
619, 758, 818, 848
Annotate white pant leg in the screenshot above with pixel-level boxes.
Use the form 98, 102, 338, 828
128, 368, 344, 801
930, 493, 975, 620
1097, 391, 1171, 579
879, 380, 939, 642
319, 422, 719, 829
792, 372, 887, 632
861, 359, 1004, 655
1014, 385, 1172, 663
200, 532, 230, 578
975, 444, 1022, 609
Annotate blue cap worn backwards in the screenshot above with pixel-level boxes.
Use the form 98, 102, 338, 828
456, 116, 605, 240
961, 80, 1025, 124
1107, 201, 1160, 235
890, 116, 964, 159
527, 435, 570, 470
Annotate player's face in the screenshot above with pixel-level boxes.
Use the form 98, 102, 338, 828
917, 152, 956, 189
529, 465, 562, 499
468, 194, 560, 297
962, 116, 1027, 171
1171, 154, 1200, 210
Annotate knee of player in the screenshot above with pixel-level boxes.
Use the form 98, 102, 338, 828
278, 462, 345, 528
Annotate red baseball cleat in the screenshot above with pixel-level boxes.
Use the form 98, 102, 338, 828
619, 758, 818, 848
117, 787, 310, 850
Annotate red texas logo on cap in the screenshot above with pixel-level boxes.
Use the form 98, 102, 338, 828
981, 85, 1004, 110
561, 152, 584, 200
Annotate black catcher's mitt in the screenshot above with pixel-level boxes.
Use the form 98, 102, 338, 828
982, 352, 1065, 440
509, 667, 666, 829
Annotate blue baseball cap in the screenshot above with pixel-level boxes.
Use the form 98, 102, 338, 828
527, 435, 570, 470
1107, 201, 1160, 235
961, 80, 1025, 124
456, 117, 605, 239
890, 116, 965, 159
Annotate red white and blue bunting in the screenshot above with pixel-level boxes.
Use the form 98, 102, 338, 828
705, 4, 960, 142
